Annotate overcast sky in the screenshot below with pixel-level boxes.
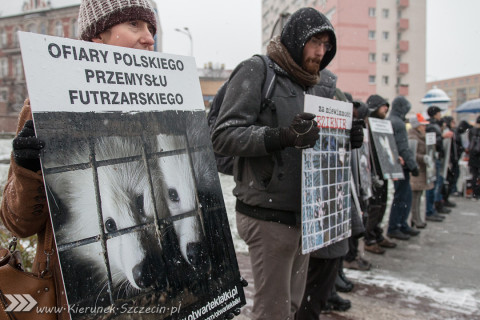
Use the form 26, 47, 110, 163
155, 0, 480, 82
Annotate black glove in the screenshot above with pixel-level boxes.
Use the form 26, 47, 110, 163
279, 112, 320, 149
350, 119, 364, 149
411, 167, 419, 177
12, 120, 45, 172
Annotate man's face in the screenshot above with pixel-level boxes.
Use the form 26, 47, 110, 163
376, 105, 389, 119
433, 112, 442, 120
92, 20, 155, 51
302, 33, 331, 75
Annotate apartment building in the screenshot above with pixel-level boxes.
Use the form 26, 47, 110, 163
261, 0, 426, 113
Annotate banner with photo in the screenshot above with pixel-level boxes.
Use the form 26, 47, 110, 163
426, 132, 437, 184
441, 136, 452, 179
352, 128, 372, 201
368, 118, 404, 180
20, 32, 245, 319
301, 95, 353, 254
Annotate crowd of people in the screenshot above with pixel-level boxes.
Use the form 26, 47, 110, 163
1, 3, 479, 320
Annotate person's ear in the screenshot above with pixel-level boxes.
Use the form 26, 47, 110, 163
91, 36, 103, 44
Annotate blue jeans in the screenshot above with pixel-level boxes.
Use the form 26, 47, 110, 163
426, 160, 442, 216
388, 168, 412, 233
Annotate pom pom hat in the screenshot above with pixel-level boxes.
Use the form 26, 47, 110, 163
410, 113, 429, 128
78, 0, 157, 41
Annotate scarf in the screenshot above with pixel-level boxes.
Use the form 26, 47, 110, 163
266, 36, 319, 88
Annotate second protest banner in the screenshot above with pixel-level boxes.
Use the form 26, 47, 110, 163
301, 95, 353, 254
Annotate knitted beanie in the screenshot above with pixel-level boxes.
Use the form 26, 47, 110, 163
280, 7, 336, 70
78, 0, 157, 41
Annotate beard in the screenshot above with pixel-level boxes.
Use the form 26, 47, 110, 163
302, 58, 322, 75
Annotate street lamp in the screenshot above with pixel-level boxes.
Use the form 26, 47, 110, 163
174, 27, 193, 56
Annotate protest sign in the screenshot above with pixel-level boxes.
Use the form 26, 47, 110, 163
441, 136, 452, 179
19, 32, 244, 319
425, 132, 437, 184
368, 118, 404, 180
301, 95, 352, 254
352, 128, 372, 200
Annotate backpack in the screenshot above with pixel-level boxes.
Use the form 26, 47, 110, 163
207, 55, 277, 175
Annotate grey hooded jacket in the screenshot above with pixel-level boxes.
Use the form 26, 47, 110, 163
211, 56, 336, 225
387, 96, 418, 172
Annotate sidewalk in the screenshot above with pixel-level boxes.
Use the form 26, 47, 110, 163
235, 195, 480, 320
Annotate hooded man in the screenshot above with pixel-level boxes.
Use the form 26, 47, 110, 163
363, 94, 397, 254
212, 7, 363, 319
386, 96, 420, 240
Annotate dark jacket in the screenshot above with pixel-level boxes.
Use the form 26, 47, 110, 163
212, 56, 336, 225
468, 126, 480, 168
427, 118, 445, 159
387, 96, 417, 172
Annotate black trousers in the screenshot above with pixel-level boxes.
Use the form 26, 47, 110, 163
364, 180, 388, 244
295, 257, 340, 320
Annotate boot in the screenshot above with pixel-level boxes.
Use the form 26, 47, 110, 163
336, 260, 354, 292
327, 290, 351, 312
435, 201, 451, 214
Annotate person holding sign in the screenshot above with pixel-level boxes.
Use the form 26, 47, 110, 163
426, 106, 453, 220
363, 94, 397, 254
212, 7, 363, 320
1, 0, 157, 318
408, 113, 433, 228
386, 96, 420, 240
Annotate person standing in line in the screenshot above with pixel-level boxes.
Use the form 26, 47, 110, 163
0, 1, 157, 318
386, 96, 420, 240
211, 7, 364, 319
467, 116, 480, 200
363, 94, 397, 254
408, 113, 433, 228
426, 106, 453, 221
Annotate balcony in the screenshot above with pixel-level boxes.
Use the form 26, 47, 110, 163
398, 18, 409, 31
398, 84, 409, 96
397, 40, 409, 52
398, 0, 409, 9
398, 63, 409, 74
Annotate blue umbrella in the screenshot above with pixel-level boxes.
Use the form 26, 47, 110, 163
455, 98, 480, 113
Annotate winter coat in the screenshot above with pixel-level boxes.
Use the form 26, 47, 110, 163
427, 118, 445, 159
408, 127, 434, 191
468, 126, 480, 168
387, 96, 417, 172
211, 56, 336, 225
0, 100, 69, 319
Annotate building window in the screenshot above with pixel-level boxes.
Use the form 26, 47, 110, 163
369, 75, 376, 84
13, 27, 21, 46
55, 21, 63, 37
0, 90, 7, 102
27, 23, 36, 33
368, 30, 376, 40
0, 29, 6, 48
368, 8, 376, 17
0, 58, 8, 77
13, 56, 23, 78
71, 19, 78, 38
382, 53, 389, 63
40, 22, 47, 35
369, 53, 376, 62
382, 31, 389, 40
382, 76, 389, 85
470, 87, 477, 95
382, 9, 389, 18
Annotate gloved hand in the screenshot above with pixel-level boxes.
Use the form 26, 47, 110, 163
278, 112, 319, 149
350, 119, 365, 149
411, 167, 419, 177
423, 155, 431, 164
12, 120, 45, 172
